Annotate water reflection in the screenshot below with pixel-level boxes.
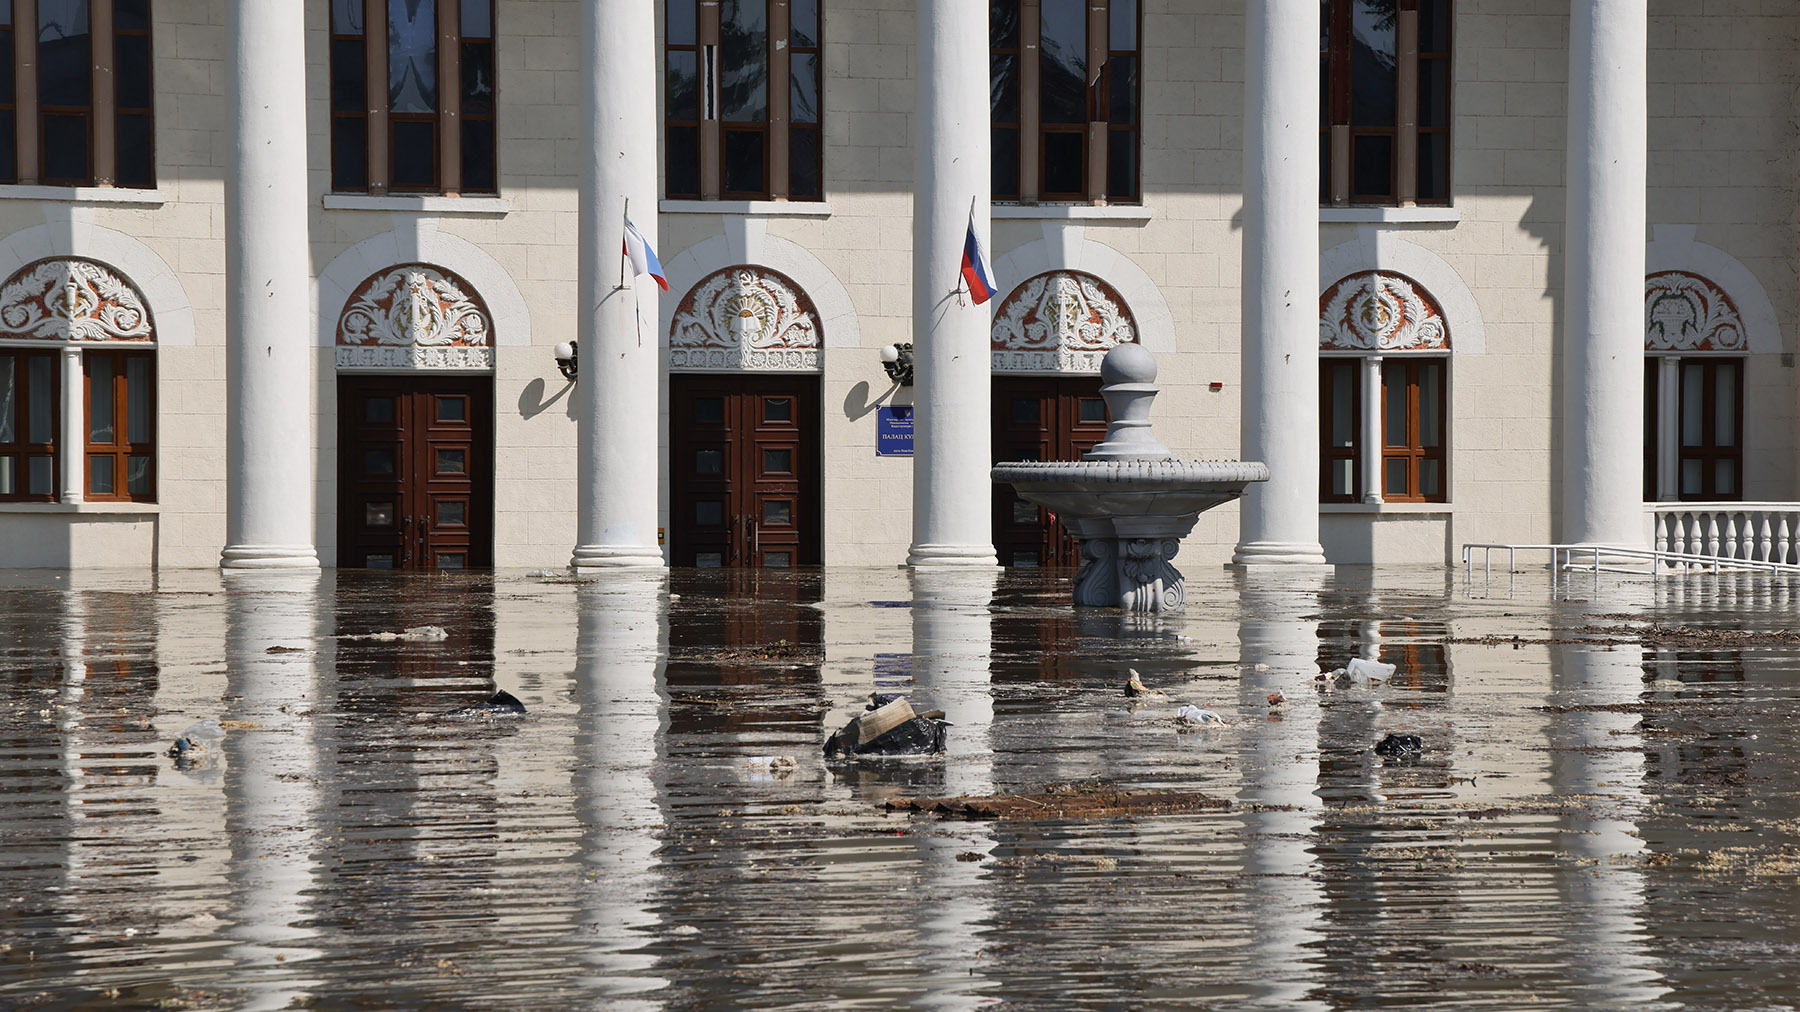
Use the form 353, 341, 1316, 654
221, 572, 326, 1011
571, 571, 670, 1008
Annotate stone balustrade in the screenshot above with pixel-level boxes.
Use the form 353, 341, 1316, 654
1649, 503, 1800, 566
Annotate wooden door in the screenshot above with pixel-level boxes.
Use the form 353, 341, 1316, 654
992, 376, 1108, 567
338, 376, 493, 569
670, 374, 820, 568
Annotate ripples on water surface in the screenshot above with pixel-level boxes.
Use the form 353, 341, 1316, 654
1, 565, 1798, 1011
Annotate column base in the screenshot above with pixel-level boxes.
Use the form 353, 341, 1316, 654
906, 543, 1000, 568
221, 544, 321, 570
571, 544, 667, 570
1230, 540, 1329, 567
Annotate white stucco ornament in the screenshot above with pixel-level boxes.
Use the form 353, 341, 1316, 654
670, 266, 821, 372
0, 258, 153, 342
1319, 271, 1448, 351
991, 270, 1137, 372
336, 264, 494, 370
1644, 271, 1744, 352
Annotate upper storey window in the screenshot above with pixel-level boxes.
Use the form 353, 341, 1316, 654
1321, 0, 1450, 206
665, 0, 823, 201
0, 0, 155, 188
330, 0, 497, 195
990, 0, 1139, 205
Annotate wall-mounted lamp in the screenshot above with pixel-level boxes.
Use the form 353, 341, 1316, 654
880, 342, 914, 386
554, 341, 579, 382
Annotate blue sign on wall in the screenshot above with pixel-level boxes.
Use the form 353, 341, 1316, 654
876, 405, 913, 457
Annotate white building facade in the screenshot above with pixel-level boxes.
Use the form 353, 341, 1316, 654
0, 0, 1792, 570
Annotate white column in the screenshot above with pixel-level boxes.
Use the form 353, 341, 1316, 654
1657, 356, 1679, 501
1235, 0, 1326, 566
908, 0, 996, 568
571, 0, 665, 571
58, 347, 82, 503
220, 0, 317, 570
1360, 355, 1383, 504
1562, 0, 1647, 547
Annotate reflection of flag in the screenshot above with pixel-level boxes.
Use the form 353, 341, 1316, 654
623, 217, 668, 290
960, 205, 996, 305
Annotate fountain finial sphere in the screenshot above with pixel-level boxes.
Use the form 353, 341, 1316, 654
1100, 341, 1157, 385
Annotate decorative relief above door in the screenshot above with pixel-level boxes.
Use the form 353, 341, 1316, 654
337, 264, 494, 370
0, 258, 153, 343
991, 271, 1137, 373
1645, 271, 1744, 352
1319, 271, 1449, 351
669, 266, 822, 372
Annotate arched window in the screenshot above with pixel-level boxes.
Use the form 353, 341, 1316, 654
1643, 271, 1745, 502
1319, 270, 1448, 503
1321, 0, 1451, 206
0, 258, 156, 502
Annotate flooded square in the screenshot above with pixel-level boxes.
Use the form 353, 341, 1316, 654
2, 565, 1798, 1010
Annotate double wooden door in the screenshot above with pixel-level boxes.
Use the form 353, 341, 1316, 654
991, 376, 1108, 567
338, 376, 493, 570
670, 375, 820, 568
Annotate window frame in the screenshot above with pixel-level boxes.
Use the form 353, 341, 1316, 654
0, 347, 58, 502
1321, 0, 1452, 208
1378, 356, 1446, 503
1645, 354, 1744, 503
1319, 352, 1448, 504
82, 347, 154, 503
328, 0, 498, 197
990, 0, 1139, 206
663, 0, 824, 202
0, 0, 155, 189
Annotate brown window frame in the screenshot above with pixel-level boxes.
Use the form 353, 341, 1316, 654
1319, 357, 1361, 503
1646, 356, 1743, 503
82, 347, 153, 503
991, 0, 1139, 206
1379, 357, 1446, 503
328, 0, 498, 197
664, 0, 823, 202
3, 0, 154, 188
1322, 0, 1451, 207
0, 347, 58, 502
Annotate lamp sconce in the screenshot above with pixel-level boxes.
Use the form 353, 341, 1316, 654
880, 342, 914, 386
553, 341, 579, 382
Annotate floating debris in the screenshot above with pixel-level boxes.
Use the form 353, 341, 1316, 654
1374, 732, 1424, 758
887, 783, 1228, 821
1125, 669, 1169, 700
446, 690, 527, 719
825, 694, 948, 758
1175, 704, 1224, 727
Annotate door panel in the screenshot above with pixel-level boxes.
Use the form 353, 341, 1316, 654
338, 376, 493, 569
992, 376, 1107, 567
671, 375, 820, 567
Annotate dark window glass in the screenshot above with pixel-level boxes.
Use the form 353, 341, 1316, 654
1382, 361, 1407, 446
720, 0, 768, 122
723, 129, 764, 195
0, 30, 12, 106
364, 397, 396, 423
460, 0, 492, 39
764, 500, 791, 525
125, 455, 149, 495
1352, 133, 1391, 199
668, 0, 697, 46
117, 0, 149, 32
366, 501, 395, 526
460, 40, 495, 115
667, 50, 699, 120
1108, 55, 1138, 125
89, 455, 113, 495
1011, 398, 1037, 424
391, 119, 437, 188
1418, 60, 1449, 128
366, 449, 395, 475
1109, 0, 1137, 50
1039, 0, 1086, 125
332, 0, 364, 34
42, 114, 88, 182
1078, 398, 1106, 423
115, 113, 152, 188
790, 53, 819, 123
435, 448, 466, 474
1417, 132, 1447, 201
696, 500, 723, 526
333, 116, 368, 191
114, 33, 151, 109
695, 449, 723, 474
332, 39, 367, 113
27, 355, 53, 444
666, 125, 700, 198
38, 0, 90, 107
789, 127, 821, 199
438, 500, 466, 526
88, 354, 114, 443
1042, 131, 1084, 195
764, 398, 791, 421
436, 396, 466, 422
696, 397, 724, 423
388, 0, 437, 114
0, 111, 17, 185
791, 0, 819, 47
1420, 0, 1450, 51
0, 357, 13, 443
992, 127, 1019, 200
990, 52, 1019, 122
460, 119, 495, 192
1106, 129, 1136, 202
762, 449, 791, 474
1349, 0, 1396, 127
991, 2, 1019, 49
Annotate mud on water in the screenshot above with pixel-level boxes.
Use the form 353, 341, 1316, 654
1, 564, 1798, 1010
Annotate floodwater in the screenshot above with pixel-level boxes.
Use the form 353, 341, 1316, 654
2, 563, 1798, 1011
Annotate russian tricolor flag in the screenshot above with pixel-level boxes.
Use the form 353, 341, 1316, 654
960, 205, 997, 305
623, 216, 669, 291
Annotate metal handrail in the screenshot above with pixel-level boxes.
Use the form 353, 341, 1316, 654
1462, 541, 1800, 579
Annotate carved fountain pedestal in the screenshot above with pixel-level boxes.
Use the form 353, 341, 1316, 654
991, 344, 1269, 612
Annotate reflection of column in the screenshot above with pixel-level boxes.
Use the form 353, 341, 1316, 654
1561, 0, 1647, 547
221, 0, 317, 569
222, 572, 325, 1011
571, 0, 664, 571
1548, 645, 1666, 1004
1236, 573, 1329, 1011
908, 568, 996, 1009
1235, 0, 1325, 565
572, 571, 669, 1009
908, 0, 996, 568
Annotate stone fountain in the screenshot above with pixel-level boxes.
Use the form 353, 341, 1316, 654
991, 344, 1269, 612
